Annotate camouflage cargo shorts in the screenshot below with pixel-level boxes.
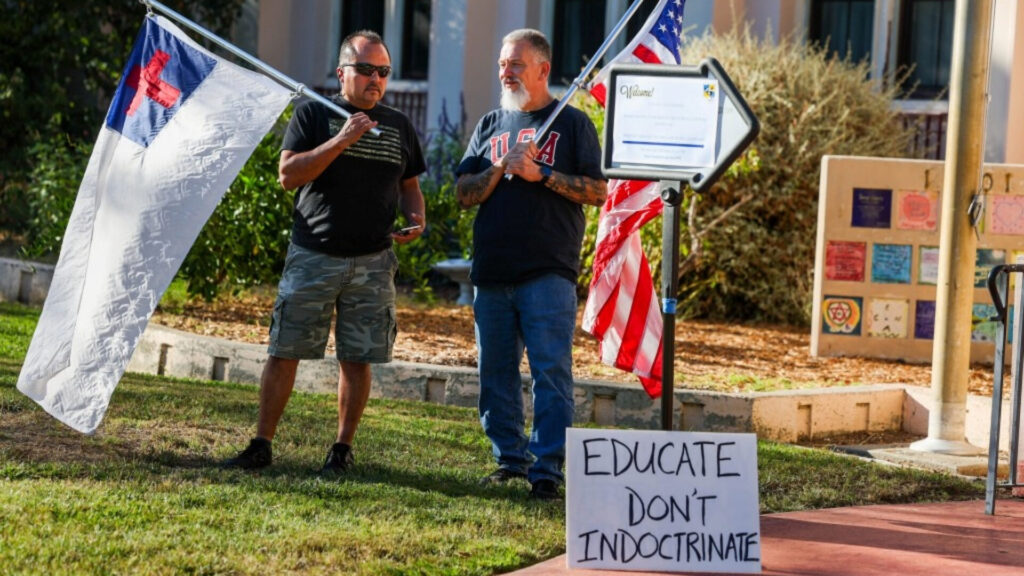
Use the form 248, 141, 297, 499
268, 243, 398, 363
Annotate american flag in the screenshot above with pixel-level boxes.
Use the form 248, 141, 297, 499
582, 0, 685, 398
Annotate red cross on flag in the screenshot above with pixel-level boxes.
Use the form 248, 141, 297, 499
17, 16, 292, 434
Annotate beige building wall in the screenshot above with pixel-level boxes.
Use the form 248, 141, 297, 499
1006, 2, 1024, 164
257, 0, 336, 90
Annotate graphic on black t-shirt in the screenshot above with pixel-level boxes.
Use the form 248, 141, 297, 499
456, 101, 605, 286
488, 129, 562, 166
328, 120, 405, 167
282, 97, 426, 257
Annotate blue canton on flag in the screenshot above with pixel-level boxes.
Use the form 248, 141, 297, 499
649, 0, 685, 63
106, 18, 217, 147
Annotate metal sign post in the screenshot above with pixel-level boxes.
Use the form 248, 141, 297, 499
602, 59, 759, 430
660, 185, 682, 430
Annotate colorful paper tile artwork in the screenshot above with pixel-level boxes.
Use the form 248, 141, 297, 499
990, 195, 1024, 235
825, 241, 867, 282
914, 300, 936, 340
975, 249, 1007, 288
972, 303, 999, 342
919, 246, 939, 285
851, 188, 892, 228
866, 298, 908, 338
896, 189, 938, 231
822, 295, 863, 336
871, 244, 912, 284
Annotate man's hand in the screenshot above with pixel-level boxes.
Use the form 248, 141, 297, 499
333, 112, 378, 148
391, 212, 425, 244
502, 142, 543, 182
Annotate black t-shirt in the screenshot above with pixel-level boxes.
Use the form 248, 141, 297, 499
282, 96, 426, 256
456, 100, 605, 285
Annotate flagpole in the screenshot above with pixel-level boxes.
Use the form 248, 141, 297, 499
140, 0, 380, 137
534, 0, 648, 143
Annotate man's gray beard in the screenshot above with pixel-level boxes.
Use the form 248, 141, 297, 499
500, 84, 532, 111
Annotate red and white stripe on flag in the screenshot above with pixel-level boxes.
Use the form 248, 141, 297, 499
582, 0, 685, 398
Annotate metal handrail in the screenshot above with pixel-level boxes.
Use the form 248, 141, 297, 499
985, 264, 1024, 514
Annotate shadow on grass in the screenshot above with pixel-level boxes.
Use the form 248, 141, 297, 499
0, 398, 532, 504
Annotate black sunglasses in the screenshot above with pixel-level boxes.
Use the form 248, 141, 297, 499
341, 63, 392, 78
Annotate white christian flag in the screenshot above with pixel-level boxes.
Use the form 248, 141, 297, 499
17, 15, 291, 433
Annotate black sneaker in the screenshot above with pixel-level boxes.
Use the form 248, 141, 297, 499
320, 442, 355, 476
530, 479, 561, 500
479, 467, 527, 485
220, 437, 272, 470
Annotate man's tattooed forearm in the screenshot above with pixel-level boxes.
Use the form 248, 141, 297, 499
457, 168, 498, 208
547, 172, 608, 207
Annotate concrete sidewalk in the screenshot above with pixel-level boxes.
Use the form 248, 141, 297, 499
513, 499, 1024, 575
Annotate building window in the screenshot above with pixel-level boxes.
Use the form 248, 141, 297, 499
341, 0, 385, 39
897, 0, 954, 99
809, 0, 875, 64
401, 0, 431, 80
551, 0, 607, 85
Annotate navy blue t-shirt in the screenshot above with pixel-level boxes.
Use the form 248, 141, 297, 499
282, 96, 426, 257
456, 100, 605, 285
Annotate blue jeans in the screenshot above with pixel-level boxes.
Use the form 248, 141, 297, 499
474, 273, 577, 484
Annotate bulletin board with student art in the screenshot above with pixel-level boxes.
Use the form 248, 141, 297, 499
811, 156, 1024, 364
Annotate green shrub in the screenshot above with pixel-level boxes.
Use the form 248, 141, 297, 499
393, 104, 475, 302
579, 26, 915, 324
20, 133, 90, 261
177, 109, 296, 300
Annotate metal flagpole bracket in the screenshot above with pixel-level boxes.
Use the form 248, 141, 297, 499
140, 0, 381, 137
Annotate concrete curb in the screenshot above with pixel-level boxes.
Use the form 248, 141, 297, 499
0, 257, 54, 306
131, 323, 922, 442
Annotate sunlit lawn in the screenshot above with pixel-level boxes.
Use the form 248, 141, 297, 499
0, 301, 984, 574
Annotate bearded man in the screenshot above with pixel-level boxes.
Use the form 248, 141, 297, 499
455, 28, 608, 500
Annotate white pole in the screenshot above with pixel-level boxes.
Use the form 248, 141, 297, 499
910, 0, 994, 455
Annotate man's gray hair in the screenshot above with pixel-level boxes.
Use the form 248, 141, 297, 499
502, 28, 551, 63
338, 30, 390, 65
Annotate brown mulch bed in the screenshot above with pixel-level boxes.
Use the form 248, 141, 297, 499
150, 287, 996, 396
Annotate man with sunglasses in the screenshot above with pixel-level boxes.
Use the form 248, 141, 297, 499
222, 30, 426, 475
456, 29, 607, 500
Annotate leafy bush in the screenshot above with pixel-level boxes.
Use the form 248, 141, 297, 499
580, 26, 915, 325
177, 110, 296, 300
393, 102, 475, 302
19, 134, 90, 261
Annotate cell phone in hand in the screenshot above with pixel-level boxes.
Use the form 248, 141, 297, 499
396, 225, 422, 236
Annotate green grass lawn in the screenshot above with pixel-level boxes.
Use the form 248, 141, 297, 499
0, 301, 983, 574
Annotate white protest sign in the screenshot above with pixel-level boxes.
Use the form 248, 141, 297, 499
566, 429, 761, 573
